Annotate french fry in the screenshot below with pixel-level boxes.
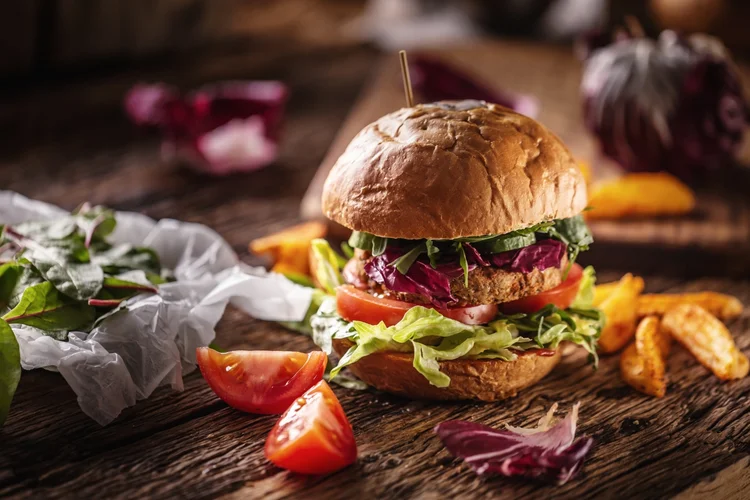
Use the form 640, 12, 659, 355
662, 304, 749, 380
620, 316, 671, 397
249, 221, 327, 276
597, 273, 645, 353
594, 276, 645, 308
586, 172, 695, 220
637, 292, 743, 321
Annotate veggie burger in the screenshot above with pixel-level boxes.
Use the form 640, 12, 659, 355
313, 100, 604, 400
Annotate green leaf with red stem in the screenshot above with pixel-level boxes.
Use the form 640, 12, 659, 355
0, 318, 20, 426
2, 282, 95, 339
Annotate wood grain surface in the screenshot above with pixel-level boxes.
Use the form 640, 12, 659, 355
1, 41, 750, 500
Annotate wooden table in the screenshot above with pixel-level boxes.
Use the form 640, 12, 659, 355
1, 40, 750, 500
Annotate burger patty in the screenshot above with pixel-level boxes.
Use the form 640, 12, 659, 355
348, 250, 567, 307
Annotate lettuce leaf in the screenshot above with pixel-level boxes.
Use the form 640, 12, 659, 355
323, 303, 603, 387
571, 265, 596, 309
309, 238, 344, 295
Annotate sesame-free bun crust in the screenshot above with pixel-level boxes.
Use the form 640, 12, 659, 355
322, 101, 586, 239
332, 339, 561, 401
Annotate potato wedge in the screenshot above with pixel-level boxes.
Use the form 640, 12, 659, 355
587, 172, 695, 219
249, 221, 327, 276
594, 276, 645, 308
578, 161, 593, 186
638, 292, 743, 321
598, 273, 645, 353
662, 304, 749, 380
620, 316, 670, 397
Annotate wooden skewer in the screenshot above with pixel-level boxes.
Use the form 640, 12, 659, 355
624, 15, 645, 38
399, 50, 414, 108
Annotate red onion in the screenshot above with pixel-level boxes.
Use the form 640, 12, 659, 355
581, 31, 748, 180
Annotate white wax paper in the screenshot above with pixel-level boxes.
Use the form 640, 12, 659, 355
0, 191, 313, 425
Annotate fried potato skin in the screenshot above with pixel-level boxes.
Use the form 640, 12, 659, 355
587, 172, 695, 220
638, 292, 743, 321
249, 221, 327, 276
620, 316, 670, 397
662, 304, 749, 381
598, 273, 645, 353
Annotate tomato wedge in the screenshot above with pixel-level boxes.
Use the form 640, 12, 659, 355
196, 348, 327, 415
500, 263, 584, 314
265, 380, 357, 475
336, 284, 498, 326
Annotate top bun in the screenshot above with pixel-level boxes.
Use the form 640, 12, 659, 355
322, 101, 587, 239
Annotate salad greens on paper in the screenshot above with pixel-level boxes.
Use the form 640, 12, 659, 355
0, 205, 167, 339
0, 205, 171, 425
1, 191, 313, 426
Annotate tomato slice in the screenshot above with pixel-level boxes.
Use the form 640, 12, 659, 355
196, 348, 327, 415
500, 263, 584, 314
265, 380, 357, 475
335, 285, 498, 326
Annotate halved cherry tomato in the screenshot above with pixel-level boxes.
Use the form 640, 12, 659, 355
500, 263, 584, 314
335, 284, 498, 326
265, 380, 357, 475
196, 348, 327, 415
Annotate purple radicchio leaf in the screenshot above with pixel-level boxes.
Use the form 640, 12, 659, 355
410, 56, 540, 118
124, 81, 288, 175
435, 403, 593, 485
462, 243, 490, 267
364, 248, 471, 307
489, 239, 566, 273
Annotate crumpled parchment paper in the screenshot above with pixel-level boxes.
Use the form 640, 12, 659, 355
0, 191, 313, 425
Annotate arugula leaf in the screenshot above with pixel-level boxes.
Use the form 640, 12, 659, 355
0, 318, 20, 426
390, 244, 425, 274
340, 242, 355, 259
547, 215, 593, 267
473, 233, 536, 254
3, 282, 96, 339
425, 240, 440, 268
348, 231, 388, 256
457, 243, 469, 287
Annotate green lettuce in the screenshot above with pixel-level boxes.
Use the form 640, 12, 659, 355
320, 266, 605, 388
325, 303, 603, 388
309, 238, 345, 295
571, 265, 596, 309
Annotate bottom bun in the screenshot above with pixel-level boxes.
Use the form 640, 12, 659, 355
332, 339, 561, 401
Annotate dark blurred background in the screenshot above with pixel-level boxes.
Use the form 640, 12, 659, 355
2, 0, 749, 162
